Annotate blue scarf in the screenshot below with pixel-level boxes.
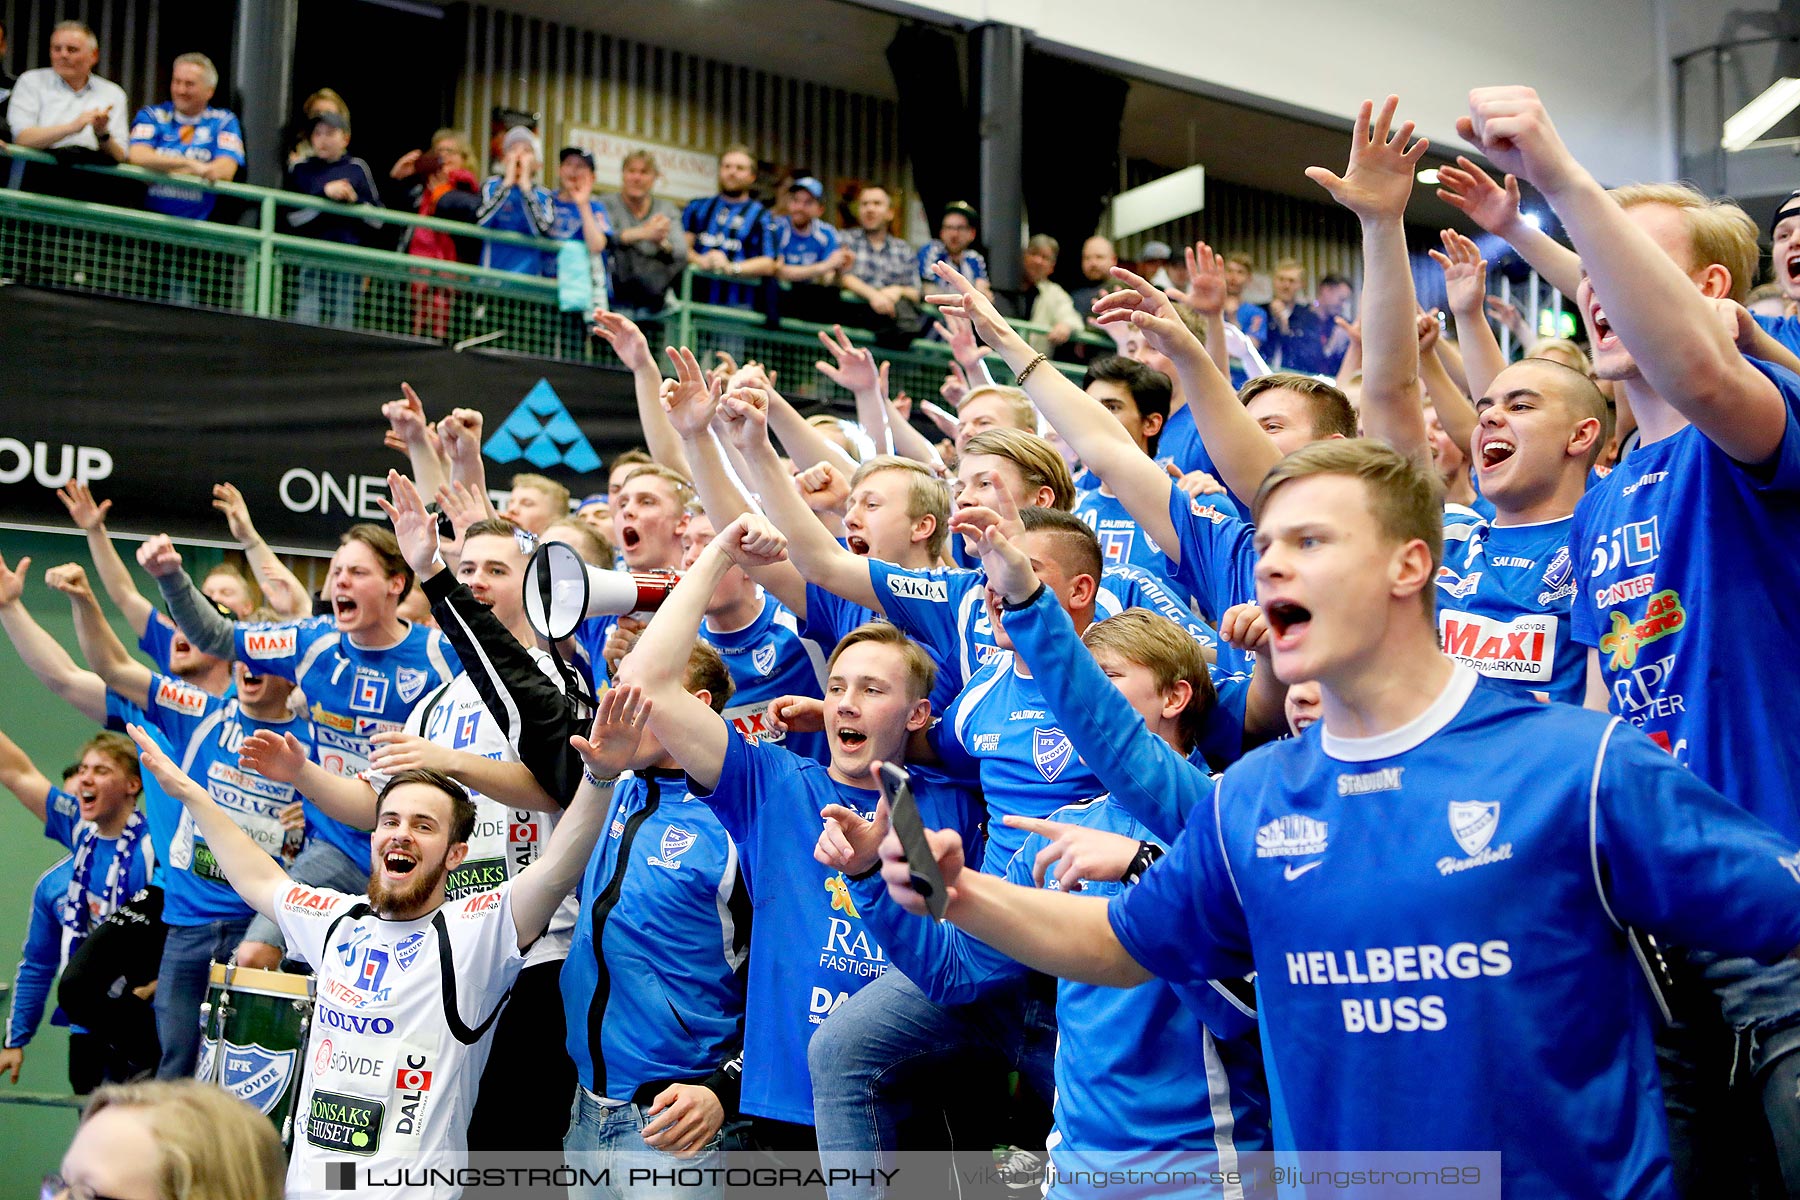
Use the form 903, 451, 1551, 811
62, 812, 147, 944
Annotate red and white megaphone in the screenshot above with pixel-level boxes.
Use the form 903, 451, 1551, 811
522, 540, 679, 641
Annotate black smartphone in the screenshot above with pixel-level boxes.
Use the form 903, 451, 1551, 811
874, 761, 948, 920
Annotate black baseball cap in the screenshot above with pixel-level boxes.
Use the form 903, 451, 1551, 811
941, 200, 980, 228
1773, 189, 1800, 236
559, 146, 596, 171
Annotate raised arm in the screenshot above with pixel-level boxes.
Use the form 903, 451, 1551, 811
878, 823, 1150, 987
211, 483, 311, 621
731, 357, 860, 474
814, 328, 939, 468
509, 686, 648, 950
1436, 155, 1582, 298
1165, 247, 1233, 380
45, 564, 152, 710
0, 556, 107, 724
661, 364, 812, 615
1420, 331, 1475, 446
957, 504, 1210, 842
713, 386, 884, 613
54, 484, 155, 637
1087, 264, 1284, 506
381, 383, 451, 501
139, 538, 237, 660
0, 726, 54, 824
1463, 86, 1789, 463
129, 723, 289, 918
922, 262, 1184, 554
1434, 229, 1508, 416
437, 410, 494, 510
591, 314, 691, 479
378, 469, 585, 805
1308, 95, 1429, 460
614, 524, 777, 791
237, 730, 379, 829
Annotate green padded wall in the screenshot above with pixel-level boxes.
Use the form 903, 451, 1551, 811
0, 527, 225, 1198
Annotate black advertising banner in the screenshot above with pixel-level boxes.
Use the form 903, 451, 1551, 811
0, 286, 643, 550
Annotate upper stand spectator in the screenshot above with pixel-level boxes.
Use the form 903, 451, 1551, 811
771, 175, 854, 324
599, 147, 688, 320
549, 145, 612, 347
1067, 235, 1118, 320
917, 200, 991, 300
283, 87, 347, 169
1012, 233, 1081, 356
476, 126, 556, 278
839, 184, 921, 345
127, 53, 242, 222
1269, 264, 1354, 376
1136, 240, 1173, 290
6, 20, 129, 204
282, 110, 382, 329
388, 129, 480, 340
0, 19, 17, 119
682, 143, 776, 310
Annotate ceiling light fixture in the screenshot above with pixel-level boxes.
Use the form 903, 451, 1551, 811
1722, 78, 1800, 151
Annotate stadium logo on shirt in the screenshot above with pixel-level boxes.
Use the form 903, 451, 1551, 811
243, 628, 296, 659
1599, 589, 1686, 670
1337, 768, 1404, 796
1097, 529, 1134, 565
647, 826, 698, 869
396, 667, 430, 704
886, 575, 948, 602
752, 643, 778, 677
1255, 815, 1329, 858
335, 925, 372, 967
1438, 801, 1514, 875
483, 379, 604, 473
1032, 728, 1075, 782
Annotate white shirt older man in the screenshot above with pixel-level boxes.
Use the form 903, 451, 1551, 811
7, 20, 128, 161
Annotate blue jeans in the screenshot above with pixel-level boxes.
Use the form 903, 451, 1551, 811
153, 916, 251, 1079
807, 968, 1058, 1200
1659, 951, 1800, 1195
242, 840, 369, 954
563, 1088, 725, 1200
293, 265, 358, 329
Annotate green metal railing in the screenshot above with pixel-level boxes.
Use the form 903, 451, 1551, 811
0, 145, 1095, 402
